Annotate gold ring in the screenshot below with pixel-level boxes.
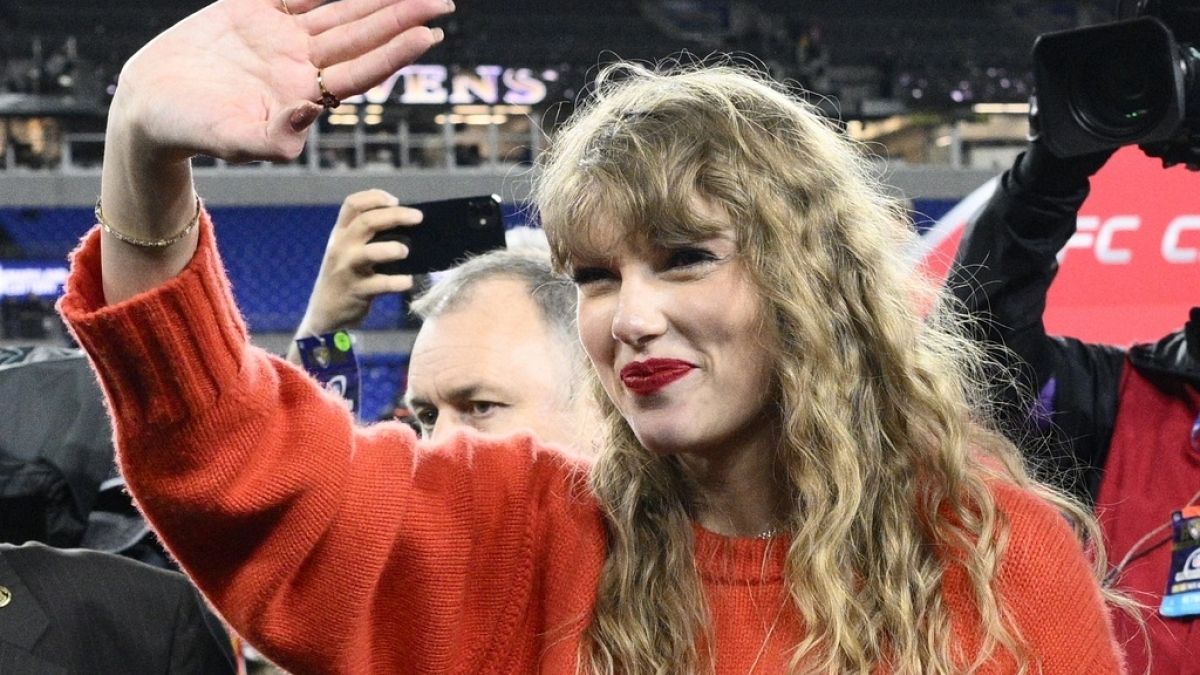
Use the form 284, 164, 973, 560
317, 70, 340, 110
281, 0, 292, 14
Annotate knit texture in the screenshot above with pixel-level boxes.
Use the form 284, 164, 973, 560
60, 217, 1124, 674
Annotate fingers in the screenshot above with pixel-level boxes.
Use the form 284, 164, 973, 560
303, 0, 450, 37
224, 113, 308, 163
359, 272, 415, 295
319, 26, 444, 100
356, 205, 424, 235
287, 102, 324, 134
337, 189, 399, 226
245, 100, 325, 164
362, 240, 409, 264
308, 0, 453, 68
281, 0, 325, 14
319, 189, 421, 304
336, 190, 424, 234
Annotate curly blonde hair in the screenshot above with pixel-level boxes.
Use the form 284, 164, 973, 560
533, 61, 1115, 674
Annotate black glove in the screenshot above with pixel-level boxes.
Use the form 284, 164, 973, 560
1013, 138, 1115, 197
1140, 139, 1200, 170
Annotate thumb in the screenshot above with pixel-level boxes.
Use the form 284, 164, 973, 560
262, 101, 323, 160
286, 102, 323, 134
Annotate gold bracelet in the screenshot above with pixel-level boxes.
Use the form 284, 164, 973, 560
95, 194, 203, 249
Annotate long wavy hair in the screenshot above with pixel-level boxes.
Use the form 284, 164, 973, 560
534, 61, 1115, 674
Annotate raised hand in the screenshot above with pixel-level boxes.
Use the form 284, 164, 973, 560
98, 0, 453, 305
114, 0, 454, 163
287, 190, 419, 365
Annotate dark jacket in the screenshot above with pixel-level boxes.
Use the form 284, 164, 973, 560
947, 150, 1200, 675
0, 542, 236, 674
0, 346, 162, 565
945, 158, 1199, 503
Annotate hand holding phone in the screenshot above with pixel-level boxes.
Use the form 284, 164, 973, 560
289, 190, 421, 365
289, 192, 508, 368
369, 194, 507, 275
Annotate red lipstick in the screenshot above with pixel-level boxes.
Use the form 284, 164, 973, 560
619, 359, 695, 395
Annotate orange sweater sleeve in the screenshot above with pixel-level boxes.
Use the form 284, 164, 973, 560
59, 217, 605, 674
942, 481, 1126, 674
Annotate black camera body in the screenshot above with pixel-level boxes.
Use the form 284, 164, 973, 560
1031, 0, 1200, 165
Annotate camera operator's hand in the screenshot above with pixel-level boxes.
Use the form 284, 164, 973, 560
287, 190, 420, 366
1014, 138, 1114, 197
1140, 140, 1200, 170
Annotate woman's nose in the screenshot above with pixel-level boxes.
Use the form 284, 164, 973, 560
610, 277, 668, 348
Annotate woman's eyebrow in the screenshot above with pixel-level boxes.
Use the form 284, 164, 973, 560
566, 250, 617, 268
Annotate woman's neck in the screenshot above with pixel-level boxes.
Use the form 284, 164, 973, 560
678, 414, 787, 538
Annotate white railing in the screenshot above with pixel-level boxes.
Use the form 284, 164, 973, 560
5, 119, 546, 173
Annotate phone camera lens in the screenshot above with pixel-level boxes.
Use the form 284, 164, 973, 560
468, 201, 492, 228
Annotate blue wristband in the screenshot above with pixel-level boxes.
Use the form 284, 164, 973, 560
295, 330, 362, 419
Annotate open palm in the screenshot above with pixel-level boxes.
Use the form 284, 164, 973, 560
117, 0, 451, 163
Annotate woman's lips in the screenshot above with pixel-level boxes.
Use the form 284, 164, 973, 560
619, 359, 695, 395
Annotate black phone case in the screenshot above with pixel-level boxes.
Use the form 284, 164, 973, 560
369, 194, 506, 275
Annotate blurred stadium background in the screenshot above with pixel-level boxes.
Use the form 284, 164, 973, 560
0, 0, 1115, 419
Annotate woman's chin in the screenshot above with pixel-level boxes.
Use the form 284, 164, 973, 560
629, 425, 694, 456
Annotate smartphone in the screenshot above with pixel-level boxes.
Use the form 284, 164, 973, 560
369, 194, 506, 275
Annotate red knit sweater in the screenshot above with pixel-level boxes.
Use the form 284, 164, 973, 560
60, 217, 1124, 674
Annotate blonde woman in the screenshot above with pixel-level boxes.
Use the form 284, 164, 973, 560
61, 0, 1125, 672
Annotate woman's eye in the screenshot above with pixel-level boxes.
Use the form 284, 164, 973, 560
570, 267, 614, 285
665, 247, 718, 269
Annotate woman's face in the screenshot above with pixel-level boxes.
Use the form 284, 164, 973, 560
570, 205, 777, 458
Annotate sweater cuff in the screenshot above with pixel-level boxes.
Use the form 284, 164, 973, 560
58, 210, 249, 428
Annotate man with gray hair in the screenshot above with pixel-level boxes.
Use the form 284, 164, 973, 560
289, 190, 598, 452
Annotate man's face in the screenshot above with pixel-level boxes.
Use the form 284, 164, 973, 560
405, 277, 590, 449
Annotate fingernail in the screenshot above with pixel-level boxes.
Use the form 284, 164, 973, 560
430, 27, 445, 43
444, 0, 455, 9
289, 104, 320, 132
